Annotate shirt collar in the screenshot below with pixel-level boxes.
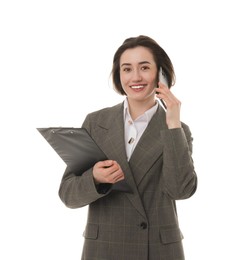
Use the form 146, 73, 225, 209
123, 98, 159, 123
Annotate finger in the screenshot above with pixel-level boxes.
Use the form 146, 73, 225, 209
98, 164, 118, 182
109, 170, 124, 183
155, 84, 170, 99
157, 81, 168, 89
103, 171, 122, 184
156, 88, 180, 105
105, 162, 123, 179
114, 174, 125, 183
93, 166, 117, 184
97, 160, 114, 168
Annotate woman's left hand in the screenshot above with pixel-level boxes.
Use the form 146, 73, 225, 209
155, 82, 182, 129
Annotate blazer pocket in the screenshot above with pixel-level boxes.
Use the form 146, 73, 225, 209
83, 223, 98, 240
160, 227, 184, 245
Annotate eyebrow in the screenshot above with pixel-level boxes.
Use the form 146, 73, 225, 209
121, 61, 151, 67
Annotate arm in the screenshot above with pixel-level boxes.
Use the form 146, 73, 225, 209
58, 166, 108, 209
156, 82, 197, 199
161, 124, 197, 200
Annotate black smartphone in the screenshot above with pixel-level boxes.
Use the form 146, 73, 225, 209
157, 67, 168, 111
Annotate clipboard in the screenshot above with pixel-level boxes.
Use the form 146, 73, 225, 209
37, 127, 131, 193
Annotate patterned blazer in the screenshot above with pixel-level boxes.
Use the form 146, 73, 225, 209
59, 102, 197, 260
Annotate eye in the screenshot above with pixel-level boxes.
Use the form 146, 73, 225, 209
122, 67, 132, 72
141, 66, 150, 71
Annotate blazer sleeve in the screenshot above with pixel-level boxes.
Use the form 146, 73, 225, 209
58, 114, 112, 209
160, 123, 197, 200
58, 166, 111, 208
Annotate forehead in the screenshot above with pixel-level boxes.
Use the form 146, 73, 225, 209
120, 46, 155, 65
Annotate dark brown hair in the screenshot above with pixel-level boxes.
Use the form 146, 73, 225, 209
111, 35, 175, 95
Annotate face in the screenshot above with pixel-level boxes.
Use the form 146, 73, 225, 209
119, 46, 158, 103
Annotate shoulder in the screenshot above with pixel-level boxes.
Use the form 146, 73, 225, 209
82, 102, 123, 130
89, 102, 123, 118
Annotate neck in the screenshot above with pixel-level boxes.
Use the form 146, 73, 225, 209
127, 98, 156, 120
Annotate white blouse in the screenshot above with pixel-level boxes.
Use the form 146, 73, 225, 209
123, 99, 159, 161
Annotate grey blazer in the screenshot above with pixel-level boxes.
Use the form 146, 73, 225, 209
59, 102, 197, 260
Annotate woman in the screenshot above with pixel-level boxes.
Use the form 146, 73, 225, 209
59, 35, 197, 260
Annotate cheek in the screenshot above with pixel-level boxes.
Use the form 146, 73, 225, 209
148, 75, 158, 88
153, 78, 158, 88
120, 74, 129, 87
119, 75, 126, 91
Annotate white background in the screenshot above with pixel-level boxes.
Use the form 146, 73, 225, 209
1, 0, 238, 259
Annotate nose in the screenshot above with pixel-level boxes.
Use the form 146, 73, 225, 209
132, 69, 142, 82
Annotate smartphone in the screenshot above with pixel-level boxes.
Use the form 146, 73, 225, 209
157, 67, 168, 111
159, 67, 168, 88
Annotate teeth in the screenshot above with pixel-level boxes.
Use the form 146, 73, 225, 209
131, 85, 144, 89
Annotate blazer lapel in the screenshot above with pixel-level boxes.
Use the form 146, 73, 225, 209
95, 103, 147, 219
129, 106, 168, 186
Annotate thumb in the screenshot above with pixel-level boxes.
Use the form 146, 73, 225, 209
101, 160, 114, 168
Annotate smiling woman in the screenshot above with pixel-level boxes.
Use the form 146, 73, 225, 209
58, 35, 197, 260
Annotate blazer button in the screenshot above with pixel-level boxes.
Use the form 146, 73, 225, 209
140, 222, 147, 230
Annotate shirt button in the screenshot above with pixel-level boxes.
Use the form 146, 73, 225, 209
140, 222, 147, 230
128, 120, 133, 125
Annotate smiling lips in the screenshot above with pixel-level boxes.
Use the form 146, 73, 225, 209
130, 85, 145, 89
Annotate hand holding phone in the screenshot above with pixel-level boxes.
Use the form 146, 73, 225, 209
156, 68, 182, 128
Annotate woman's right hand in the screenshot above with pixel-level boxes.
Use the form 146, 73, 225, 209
93, 160, 125, 184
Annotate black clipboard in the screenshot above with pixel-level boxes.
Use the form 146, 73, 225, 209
37, 127, 131, 193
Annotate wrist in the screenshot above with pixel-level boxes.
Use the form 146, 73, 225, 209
167, 122, 182, 129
